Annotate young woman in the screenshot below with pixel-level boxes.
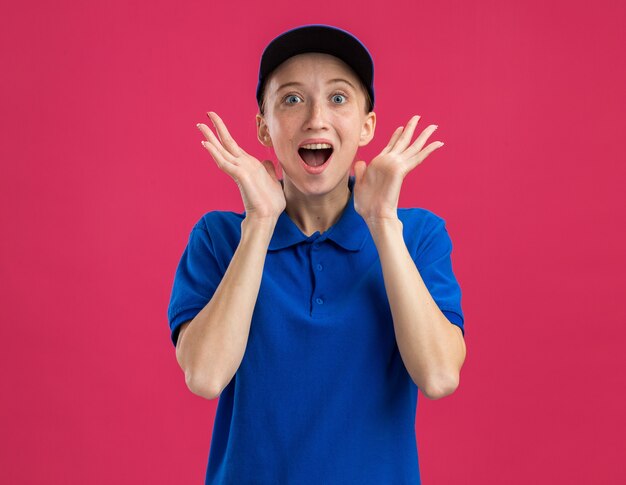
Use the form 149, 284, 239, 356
168, 24, 466, 485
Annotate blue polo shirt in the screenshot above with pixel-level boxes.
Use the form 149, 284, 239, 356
168, 176, 464, 485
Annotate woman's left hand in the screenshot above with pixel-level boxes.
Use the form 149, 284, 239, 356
353, 115, 444, 224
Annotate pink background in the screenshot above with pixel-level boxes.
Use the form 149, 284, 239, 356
2, 0, 625, 483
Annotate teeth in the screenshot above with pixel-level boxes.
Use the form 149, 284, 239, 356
300, 143, 332, 150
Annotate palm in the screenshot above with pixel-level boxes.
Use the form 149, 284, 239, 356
353, 115, 444, 223
354, 159, 404, 221
198, 111, 286, 220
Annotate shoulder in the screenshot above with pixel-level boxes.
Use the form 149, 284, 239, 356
398, 206, 446, 233
193, 209, 244, 232
397, 207, 450, 256
190, 210, 245, 250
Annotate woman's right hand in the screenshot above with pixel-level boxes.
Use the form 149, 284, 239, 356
198, 111, 286, 222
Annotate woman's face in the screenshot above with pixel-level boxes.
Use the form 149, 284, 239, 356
256, 53, 376, 198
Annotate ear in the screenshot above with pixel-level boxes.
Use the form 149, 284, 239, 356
358, 111, 376, 147
256, 114, 273, 147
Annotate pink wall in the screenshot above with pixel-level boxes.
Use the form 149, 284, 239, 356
2, 0, 624, 483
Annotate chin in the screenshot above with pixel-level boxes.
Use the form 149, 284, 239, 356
284, 170, 350, 198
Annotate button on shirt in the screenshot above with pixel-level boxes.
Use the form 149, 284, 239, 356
168, 177, 465, 485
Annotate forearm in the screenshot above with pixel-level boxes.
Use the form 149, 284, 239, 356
368, 217, 466, 399
176, 216, 276, 399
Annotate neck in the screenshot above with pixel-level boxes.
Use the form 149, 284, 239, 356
283, 176, 351, 236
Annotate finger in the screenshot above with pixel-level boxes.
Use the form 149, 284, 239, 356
380, 126, 404, 154
391, 115, 421, 153
196, 123, 215, 142
202, 125, 239, 165
207, 111, 243, 157
198, 122, 234, 160
406, 140, 444, 171
405, 124, 439, 159
201, 139, 238, 176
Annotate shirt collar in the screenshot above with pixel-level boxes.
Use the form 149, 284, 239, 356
268, 176, 368, 252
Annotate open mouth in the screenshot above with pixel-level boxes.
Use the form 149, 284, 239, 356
298, 144, 334, 167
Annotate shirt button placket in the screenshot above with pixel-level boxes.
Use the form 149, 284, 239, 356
311, 242, 325, 316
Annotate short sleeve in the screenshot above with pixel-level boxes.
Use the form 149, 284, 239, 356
167, 220, 223, 347
415, 217, 465, 337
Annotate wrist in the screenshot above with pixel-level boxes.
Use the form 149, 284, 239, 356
366, 216, 403, 242
241, 216, 277, 243
365, 215, 402, 231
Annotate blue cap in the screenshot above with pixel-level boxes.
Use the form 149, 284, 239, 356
256, 24, 375, 112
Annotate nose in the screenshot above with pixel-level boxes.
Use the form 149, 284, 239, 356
303, 97, 329, 131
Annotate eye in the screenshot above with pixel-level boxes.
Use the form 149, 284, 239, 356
284, 94, 302, 105
331, 93, 347, 104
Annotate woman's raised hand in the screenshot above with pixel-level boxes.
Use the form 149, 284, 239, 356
198, 111, 286, 222
353, 115, 444, 224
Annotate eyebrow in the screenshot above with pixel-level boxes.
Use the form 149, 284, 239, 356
275, 78, 358, 92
